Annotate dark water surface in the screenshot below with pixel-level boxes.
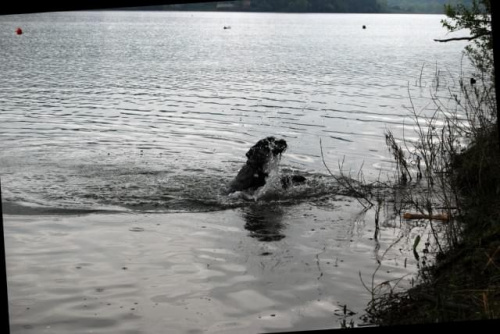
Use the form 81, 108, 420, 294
1, 11, 468, 333
6, 201, 423, 334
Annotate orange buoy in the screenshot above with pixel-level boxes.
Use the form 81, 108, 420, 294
16, 27, 23, 35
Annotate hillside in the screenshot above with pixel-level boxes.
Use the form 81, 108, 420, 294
381, 0, 473, 13
139, 0, 473, 14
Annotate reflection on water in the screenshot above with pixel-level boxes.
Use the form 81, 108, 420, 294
6, 203, 421, 334
7, 199, 428, 333
242, 204, 286, 242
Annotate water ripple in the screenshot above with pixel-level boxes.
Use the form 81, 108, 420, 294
0, 11, 470, 213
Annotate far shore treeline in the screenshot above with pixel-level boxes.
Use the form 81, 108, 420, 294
122, 0, 474, 14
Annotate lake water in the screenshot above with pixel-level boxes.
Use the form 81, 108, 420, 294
1, 10, 469, 333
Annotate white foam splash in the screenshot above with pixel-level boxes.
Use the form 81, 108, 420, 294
251, 154, 284, 200
226, 154, 284, 202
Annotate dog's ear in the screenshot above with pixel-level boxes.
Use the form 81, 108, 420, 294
246, 146, 270, 163
255, 137, 273, 149
246, 146, 256, 159
247, 138, 270, 159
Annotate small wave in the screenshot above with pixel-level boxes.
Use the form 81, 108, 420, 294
1, 201, 120, 216
2, 165, 341, 215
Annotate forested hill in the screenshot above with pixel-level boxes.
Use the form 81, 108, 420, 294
381, 0, 473, 13
137, 0, 473, 14
237, 0, 382, 13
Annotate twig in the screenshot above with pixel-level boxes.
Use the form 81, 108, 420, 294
433, 33, 489, 43
319, 139, 374, 208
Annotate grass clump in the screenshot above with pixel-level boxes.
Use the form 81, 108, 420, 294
367, 126, 500, 325
364, 0, 499, 321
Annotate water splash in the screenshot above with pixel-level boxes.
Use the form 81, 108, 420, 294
1, 138, 344, 215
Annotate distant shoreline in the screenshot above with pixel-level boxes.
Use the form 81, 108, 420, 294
117, 8, 446, 15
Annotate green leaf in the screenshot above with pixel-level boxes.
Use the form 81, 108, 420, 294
413, 235, 421, 261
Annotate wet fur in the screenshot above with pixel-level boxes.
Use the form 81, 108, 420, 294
229, 137, 305, 193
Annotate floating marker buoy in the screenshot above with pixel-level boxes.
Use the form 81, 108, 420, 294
362, 25, 366, 29
16, 27, 23, 35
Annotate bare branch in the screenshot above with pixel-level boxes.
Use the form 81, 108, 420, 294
434, 32, 489, 43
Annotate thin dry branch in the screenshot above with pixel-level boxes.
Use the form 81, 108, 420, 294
319, 139, 374, 208
433, 32, 490, 43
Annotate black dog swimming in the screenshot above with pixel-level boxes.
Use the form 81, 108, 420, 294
229, 136, 306, 194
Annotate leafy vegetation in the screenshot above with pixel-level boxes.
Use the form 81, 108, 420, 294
441, 0, 493, 80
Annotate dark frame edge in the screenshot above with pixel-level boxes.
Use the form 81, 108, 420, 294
0, 179, 10, 334
491, 1, 500, 149
0, 1, 499, 333
0, 0, 223, 15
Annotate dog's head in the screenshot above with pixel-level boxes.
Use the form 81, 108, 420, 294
246, 137, 287, 167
